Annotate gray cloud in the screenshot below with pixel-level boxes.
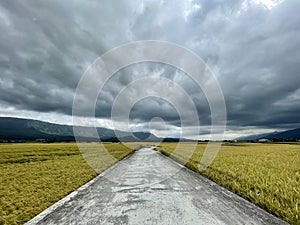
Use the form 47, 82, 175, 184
0, 0, 299, 138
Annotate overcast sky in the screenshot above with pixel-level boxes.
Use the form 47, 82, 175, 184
0, 0, 299, 139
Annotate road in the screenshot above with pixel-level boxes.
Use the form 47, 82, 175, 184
25, 147, 287, 225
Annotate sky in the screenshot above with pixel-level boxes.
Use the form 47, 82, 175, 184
0, 0, 299, 139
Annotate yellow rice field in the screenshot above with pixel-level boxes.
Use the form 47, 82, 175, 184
157, 142, 300, 224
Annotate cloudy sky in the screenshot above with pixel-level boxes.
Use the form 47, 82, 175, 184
0, 0, 299, 139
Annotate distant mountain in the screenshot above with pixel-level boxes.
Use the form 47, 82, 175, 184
0, 117, 160, 142
236, 128, 300, 141
263, 128, 300, 140
235, 132, 279, 141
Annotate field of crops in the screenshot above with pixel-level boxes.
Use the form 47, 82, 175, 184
0, 143, 135, 225
1, 142, 299, 225
157, 142, 300, 224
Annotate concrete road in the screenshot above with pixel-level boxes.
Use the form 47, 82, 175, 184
25, 148, 287, 225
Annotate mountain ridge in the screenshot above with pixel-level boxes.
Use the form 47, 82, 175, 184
0, 117, 160, 142
236, 128, 300, 141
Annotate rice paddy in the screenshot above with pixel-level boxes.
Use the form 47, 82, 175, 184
0, 142, 134, 225
156, 142, 300, 224
1, 142, 299, 224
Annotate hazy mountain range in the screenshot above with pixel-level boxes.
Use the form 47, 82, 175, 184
0, 117, 299, 142
236, 128, 300, 141
0, 117, 160, 142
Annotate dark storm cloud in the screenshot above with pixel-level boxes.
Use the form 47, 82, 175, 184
0, 0, 134, 114
0, 0, 299, 135
94, 63, 211, 126
215, 0, 300, 128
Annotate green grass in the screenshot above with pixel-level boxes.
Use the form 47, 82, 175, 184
157, 142, 300, 224
0, 142, 134, 225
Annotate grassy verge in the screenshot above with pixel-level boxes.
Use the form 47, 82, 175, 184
0, 142, 134, 225
156, 142, 300, 225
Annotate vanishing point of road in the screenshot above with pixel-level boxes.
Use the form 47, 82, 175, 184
25, 147, 287, 225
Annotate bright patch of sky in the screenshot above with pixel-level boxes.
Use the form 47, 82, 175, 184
254, 0, 284, 9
